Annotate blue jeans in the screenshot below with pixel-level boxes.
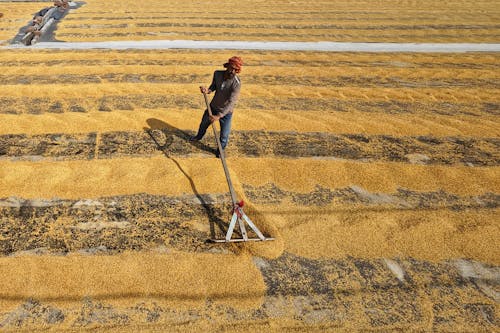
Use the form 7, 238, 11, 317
194, 110, 233, 149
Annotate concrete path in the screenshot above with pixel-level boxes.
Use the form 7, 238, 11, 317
6, 40, 500, 52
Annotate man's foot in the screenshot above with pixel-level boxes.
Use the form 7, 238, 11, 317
189, 136, 201, 142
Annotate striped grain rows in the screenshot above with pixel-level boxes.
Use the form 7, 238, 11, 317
0, 50, 498, 259
0, 1, 499, 329
53, 0, 500, 42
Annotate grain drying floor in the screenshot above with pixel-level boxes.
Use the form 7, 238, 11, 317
0, 48, 498, 332
0, 0, 499, 332
52, 0, 500, 43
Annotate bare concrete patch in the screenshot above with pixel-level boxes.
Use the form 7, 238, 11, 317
384, 258, 406, 282
0, 299, 64, 329
73, 199, 104, 209
74, 298, 129, 327
9, 247, 54, 257
454, 259, 500, 281
72, 221, 131, 231
77, 246, 109, 255
0, 197, 22, 208
405, 153, 431, 164
453, 259, 500, 302
350, 185, 405, 206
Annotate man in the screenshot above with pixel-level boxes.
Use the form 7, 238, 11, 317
33, 0, 61, 18
51, 2, 68, 20
25, 15, 43, 35
190, 56, 243, 157
22, 15, 43, 45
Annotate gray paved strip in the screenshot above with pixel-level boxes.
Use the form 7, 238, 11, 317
7, 40, 500, 52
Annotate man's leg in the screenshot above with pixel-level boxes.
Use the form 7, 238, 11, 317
190, 109, 210, 141
218, 113, 233, 150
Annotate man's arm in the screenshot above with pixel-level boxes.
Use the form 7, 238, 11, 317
200, 72, 217, 94
208, 71, 217, 93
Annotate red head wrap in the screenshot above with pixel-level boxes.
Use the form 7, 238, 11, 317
224, 56, 243, 73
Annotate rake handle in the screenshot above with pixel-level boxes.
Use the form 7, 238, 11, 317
202, 91, 238, 206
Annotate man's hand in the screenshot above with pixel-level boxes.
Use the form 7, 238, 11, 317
209, 114, 220, 122
199, 86, 211, 94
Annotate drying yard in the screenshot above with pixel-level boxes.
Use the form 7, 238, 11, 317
0, 0, 498, 331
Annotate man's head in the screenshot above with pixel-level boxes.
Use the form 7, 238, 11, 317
58, 6, 66, 12
33, 16, 43, 24
223, 56, 243, 78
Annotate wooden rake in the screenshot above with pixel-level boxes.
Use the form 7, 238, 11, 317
202, 91, 273, 243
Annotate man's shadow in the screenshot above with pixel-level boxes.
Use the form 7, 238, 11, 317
144, 118, 226, 240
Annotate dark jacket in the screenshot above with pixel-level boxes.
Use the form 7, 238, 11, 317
208, 70, 241, 117
34, 7, 51, 19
